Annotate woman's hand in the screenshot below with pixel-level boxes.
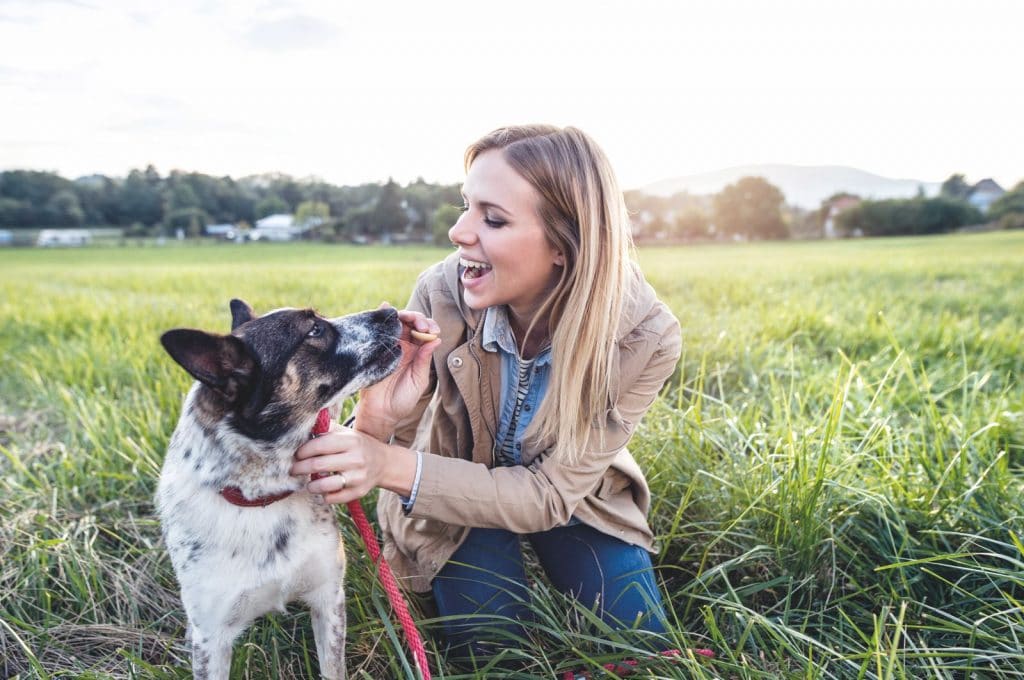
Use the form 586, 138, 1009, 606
355, 306, 441, 440
291, 423, 415, 505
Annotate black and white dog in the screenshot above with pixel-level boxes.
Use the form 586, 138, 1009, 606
157, 299, 401, 679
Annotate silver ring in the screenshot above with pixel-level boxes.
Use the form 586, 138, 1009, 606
337, 472, 347, 490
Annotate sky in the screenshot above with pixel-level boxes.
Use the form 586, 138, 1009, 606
2, 0, 1022, 191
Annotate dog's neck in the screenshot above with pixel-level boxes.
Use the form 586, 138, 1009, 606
171, 385, 313, 499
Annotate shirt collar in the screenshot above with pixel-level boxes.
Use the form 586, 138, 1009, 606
482, 306, 552, 365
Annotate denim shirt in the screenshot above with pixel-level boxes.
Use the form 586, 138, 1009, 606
482, 305, 553, 465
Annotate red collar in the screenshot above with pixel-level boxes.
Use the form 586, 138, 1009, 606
218, 408, 331, 508
220, 486, 293, 507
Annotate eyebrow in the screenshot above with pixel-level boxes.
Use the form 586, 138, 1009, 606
461, 190, 511, 215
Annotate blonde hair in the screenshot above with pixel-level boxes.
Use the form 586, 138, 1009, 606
465, 125, 634, 466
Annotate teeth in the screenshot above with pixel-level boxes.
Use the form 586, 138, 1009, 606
459, 257, 491, 270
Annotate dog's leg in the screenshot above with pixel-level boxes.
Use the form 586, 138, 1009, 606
309, 581, 347, 679
189, 626, 234, 680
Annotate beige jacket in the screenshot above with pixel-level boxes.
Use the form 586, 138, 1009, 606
377, 251, 682, 592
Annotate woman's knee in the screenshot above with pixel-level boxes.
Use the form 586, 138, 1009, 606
529, 523, 669, 632
431, 528, 533, 656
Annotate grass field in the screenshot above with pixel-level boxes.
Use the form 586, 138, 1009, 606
1, 231, 1023, 679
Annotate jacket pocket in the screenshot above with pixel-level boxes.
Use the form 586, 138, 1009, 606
595, 470, 632, 500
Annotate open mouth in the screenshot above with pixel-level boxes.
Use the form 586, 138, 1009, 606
459, 257, 493, 282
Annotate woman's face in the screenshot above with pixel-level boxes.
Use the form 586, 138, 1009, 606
448, 149, 564, 326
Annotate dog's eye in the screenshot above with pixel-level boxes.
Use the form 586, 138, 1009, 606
307, 323, 324, 338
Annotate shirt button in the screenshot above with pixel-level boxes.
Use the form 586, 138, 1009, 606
450, 357, 463, 368
524, 404, 531, 412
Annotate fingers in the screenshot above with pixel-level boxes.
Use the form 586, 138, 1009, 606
293, 428, 358, 463
308, 464, 372, 506
290, 451, 351, 477
397, 309, 441, 338
291, 428, 380, 505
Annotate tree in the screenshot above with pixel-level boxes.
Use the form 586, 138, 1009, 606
988, 181, 1024, 222
120, 168, 164, 227
337, 203, 376, 239
0, 170, 76, 227
403, 178, 461, 236
940, 174, 972, 200
712, 176, 787, 239
0, 197, 32, 227
836, 196, 982, 236
45, 190, 85, 226
165, 207, 209, 237
432, 204, 463, 246
371, 178, 407, 236
295, 200, 330, 237
671, 209, 710, 240
255, 195, 289, 219
75, 175, 122, 225
166, 182, 200, 212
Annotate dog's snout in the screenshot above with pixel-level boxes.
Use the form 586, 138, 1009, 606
370, 306, 400, 334
374, 307, 399, 324
328, 308, 402, 352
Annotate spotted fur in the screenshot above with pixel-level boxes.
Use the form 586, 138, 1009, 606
157, 299, 401, 680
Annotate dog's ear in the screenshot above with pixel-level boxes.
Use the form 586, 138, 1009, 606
160, 329, 256, 403
230, 299, 255, 330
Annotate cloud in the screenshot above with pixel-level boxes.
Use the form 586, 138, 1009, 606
242, 13, 340, 52
0, 0, 95, 10
0, 12, 35, 24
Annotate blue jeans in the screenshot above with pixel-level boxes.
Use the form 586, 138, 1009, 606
431, 523, 668, 657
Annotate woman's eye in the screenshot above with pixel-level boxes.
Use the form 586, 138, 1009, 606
459, 202, 470, 213
484, 216, 507, 228
307, 323, 323, 338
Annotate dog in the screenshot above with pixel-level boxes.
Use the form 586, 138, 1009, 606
156, 299, 402, 679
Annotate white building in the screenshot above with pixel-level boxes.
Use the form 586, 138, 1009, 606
37, 229, 91, 247
252, 213, 325, 241
252, 214, 298, 241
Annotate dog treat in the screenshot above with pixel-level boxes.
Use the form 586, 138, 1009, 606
410, 329, 438, 342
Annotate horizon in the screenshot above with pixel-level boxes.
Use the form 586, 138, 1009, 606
2, 0, 1022, 191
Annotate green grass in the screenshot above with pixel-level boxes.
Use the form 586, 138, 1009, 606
1, 232, 1022, 678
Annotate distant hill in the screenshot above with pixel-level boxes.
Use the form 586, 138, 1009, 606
639, 164, 941, 209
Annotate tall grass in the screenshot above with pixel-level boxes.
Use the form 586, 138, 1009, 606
1, 232, 1022, 678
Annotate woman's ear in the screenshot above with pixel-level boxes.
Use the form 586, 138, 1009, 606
554, 251, 565, 266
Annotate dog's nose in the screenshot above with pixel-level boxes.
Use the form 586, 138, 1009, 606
373, 306, 399, 325
367, 306, 399, 333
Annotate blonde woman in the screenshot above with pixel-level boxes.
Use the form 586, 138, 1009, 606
292, 125, 682, 657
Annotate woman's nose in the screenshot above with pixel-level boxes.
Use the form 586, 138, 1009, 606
448, 212, 476, 246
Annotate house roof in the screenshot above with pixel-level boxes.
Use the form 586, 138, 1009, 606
255, 213, 295, 229
970, 179, 1004, 195
254, 215, 294, 228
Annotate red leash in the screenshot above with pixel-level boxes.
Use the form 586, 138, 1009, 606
312, 408, 431, 680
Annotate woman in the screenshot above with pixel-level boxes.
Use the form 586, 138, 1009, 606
291, 125, 682, 657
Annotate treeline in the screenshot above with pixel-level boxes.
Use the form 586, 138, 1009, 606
835, 178, 1024, 236
626, 175, 1024, 241
836, 195, 981, 236
3, 166, 1022, 242
0, 167, 463, 242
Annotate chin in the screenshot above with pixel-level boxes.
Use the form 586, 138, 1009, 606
461, 290, 493, 311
